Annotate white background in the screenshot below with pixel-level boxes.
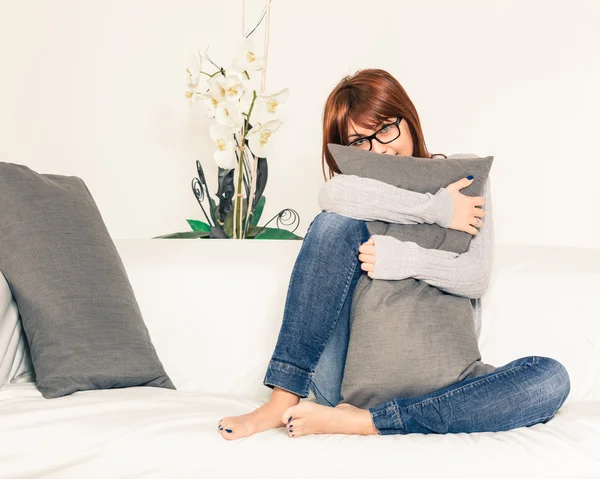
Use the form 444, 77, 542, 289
1, 0, 599, 247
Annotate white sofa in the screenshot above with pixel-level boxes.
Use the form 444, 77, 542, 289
1, 239, 599, 478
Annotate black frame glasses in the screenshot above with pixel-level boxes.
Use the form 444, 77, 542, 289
346, 117, 403, 151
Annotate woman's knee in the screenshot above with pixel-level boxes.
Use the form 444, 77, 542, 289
307, 211, 368, 245
534, 356, 571, 407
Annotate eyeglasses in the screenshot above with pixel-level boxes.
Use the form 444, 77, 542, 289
347, 117, 403, 151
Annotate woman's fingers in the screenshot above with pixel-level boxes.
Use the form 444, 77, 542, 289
359, 239, 376, 271
447, 177, 474, 192
359, 253, 375, 265
361, 262, 374, 272
473, 207, 486, 218
472, 196, 486, 207
358, 243, 376, 255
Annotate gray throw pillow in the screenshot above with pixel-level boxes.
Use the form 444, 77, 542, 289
0, 162, 174, 398
327, 144, 496, 409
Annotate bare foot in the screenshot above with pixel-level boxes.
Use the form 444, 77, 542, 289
281, 401, 379, 438
218, 387, 300, 441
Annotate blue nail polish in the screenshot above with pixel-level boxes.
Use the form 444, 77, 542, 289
289, 424, 293, 428
219, 427, 223, 430
292, 434, 295, 436
466, 175, 474, 180
288, 416, 292, 423
225, 429, 232, 433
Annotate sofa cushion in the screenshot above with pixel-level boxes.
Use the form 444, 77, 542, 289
0, 162, 174, 398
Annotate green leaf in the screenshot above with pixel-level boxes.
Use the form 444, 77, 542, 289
254, 227, 303, 240
186, 219, 211, 233
153, 231, 210, 239
208, 196, 218, 228
245, 226, 262, 238
250, 196, 266, 227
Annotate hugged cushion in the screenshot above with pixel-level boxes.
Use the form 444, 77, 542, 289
328, 144, 496, 409
0, 162, 174, 398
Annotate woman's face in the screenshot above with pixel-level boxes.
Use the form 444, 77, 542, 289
346, 117, 414, 157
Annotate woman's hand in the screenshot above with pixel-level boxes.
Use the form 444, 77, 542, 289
358, 237, 376, 278
445, 177, 486, 235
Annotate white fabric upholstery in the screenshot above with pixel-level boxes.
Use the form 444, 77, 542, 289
0, 272, 33, 385
0, 239, 599, 478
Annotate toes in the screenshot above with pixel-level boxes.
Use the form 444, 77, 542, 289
218, 421, 239, 440
281, 406, 297, 426
218, 427, 234, 436
217, 419, 231, 431
287, 418, 304, 438
218, 418, 234, 435
220, 429, 239, 441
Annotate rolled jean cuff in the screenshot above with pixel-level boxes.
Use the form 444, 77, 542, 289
263, 360, 313, 398
368, 401, 406, 436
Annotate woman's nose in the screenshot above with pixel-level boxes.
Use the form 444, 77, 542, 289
371, 140, 388, 154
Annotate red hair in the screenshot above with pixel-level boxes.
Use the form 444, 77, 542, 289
321, 69, 437, 180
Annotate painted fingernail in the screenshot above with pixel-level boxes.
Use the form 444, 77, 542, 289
289, 424, 293, 428
219, 427, 223, 430
466, 175, 474, 180
225, 429, 232, 433
288, 416, 292, 423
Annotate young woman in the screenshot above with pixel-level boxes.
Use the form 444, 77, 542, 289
218, 69, 570, 439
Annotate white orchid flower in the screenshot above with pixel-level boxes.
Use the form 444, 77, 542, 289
216, 74, 246, 103
225, 65, 250, 81
215, 101, 244, 130
185, 86, 201, 107
184, 50, 205, 107
185, 50, 203, 87
198, 75, 226, 118
246, 119, 282, 158
209, 122, 236, 169
198, 93, 218, 117
234, 39, 265, 72
253, 88, 289, 122
238, 88, 254, 115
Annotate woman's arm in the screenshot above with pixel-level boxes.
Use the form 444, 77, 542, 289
370, 178, 494, 299
318, 174, 454, 226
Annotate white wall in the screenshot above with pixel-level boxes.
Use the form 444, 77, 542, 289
1, 0, 599, 248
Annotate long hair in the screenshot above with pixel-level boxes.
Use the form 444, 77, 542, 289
321, 69, 437, 180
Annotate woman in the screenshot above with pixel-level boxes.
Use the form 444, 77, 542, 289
218, 69, 570, 439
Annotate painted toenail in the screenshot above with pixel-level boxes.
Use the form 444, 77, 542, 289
225, 429, 232, 433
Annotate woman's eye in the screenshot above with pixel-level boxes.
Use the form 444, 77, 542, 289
353, 139, 365, 146
379, 126, 391, 134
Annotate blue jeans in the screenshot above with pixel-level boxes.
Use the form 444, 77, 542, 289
263, 211, 571, 435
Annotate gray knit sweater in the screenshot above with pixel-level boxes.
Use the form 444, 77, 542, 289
317, 154, 494, 339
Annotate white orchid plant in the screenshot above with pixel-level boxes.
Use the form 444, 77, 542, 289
158, 7, 301, 241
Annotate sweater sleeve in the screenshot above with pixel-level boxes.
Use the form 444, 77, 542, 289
318, 174, 454, 227
370, 177, 494, 299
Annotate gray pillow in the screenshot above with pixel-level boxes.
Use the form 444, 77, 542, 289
327, 144, 496, 409
0, 162, 174, 398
